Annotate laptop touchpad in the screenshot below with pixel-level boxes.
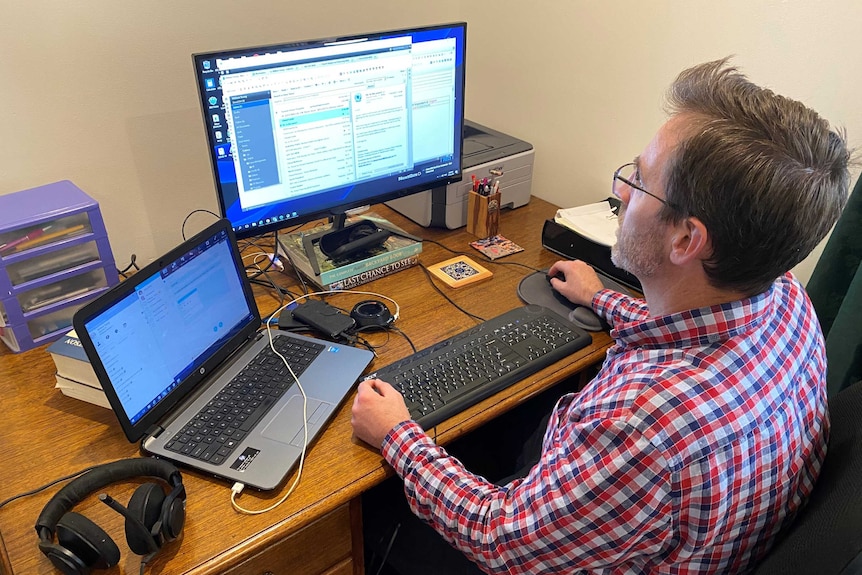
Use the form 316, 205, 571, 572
261, 395, 333, 446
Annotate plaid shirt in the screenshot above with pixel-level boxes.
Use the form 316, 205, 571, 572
382, 273, 828, 574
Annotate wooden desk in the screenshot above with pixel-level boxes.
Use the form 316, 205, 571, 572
0, 198, 612, 575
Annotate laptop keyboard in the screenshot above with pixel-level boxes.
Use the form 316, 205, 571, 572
165, 334, 325, 465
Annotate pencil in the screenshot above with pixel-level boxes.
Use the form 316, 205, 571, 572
12, 224, 87, 252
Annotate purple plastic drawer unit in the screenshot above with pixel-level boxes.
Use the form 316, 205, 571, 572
0, 181, 118, 352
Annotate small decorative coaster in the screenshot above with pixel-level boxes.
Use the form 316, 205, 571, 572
427, 255, 493, 288
469, 234, 524, 260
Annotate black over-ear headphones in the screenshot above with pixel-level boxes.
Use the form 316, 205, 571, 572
35, 458, 186, 575
350, 300, 394, 329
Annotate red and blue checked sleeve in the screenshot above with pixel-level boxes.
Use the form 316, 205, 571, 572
593, 289, 650, 326
382, 417, 673, 574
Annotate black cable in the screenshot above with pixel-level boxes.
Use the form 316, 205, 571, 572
0, 461, 115, 510
343, 322, 415, 356
118, 253, 140, 279
245, 265, 273, 281
390, 326, 417, 353
237, 238, 265, 253
274, 229, 312, 295
353, 335, 375, 353
486, 259, 543, 273
248, 277, 298, 300
241, 234, 277, 280
249, 277, 301, 319
237, 231, 309, 313
245, 254, 275, 281
181, 209, 220, 240
422, 237, 470, 256
257, 267, 287, 312
417, 264, 485, 323
139, 551, 157, 575
371, 521, 402, 575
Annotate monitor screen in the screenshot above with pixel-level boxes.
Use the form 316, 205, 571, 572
192, 22, 467, 240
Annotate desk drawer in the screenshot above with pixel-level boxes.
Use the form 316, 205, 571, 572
223, 504, 354, 575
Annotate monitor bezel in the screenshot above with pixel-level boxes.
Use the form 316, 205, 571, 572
192, 22, 467, 240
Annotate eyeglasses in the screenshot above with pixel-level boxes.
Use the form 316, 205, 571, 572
612, 162, 678, 211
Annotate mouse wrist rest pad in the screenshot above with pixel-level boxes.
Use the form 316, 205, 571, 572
517, 270, 632, 332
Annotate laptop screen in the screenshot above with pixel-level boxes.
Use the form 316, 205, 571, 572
80, 226, 256, 426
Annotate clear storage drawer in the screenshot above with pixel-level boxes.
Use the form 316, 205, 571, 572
4, 241, 102, 286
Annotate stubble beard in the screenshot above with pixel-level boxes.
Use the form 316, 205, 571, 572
611, 212, 664, 278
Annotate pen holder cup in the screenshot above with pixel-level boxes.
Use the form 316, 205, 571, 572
467, 191, 501, 238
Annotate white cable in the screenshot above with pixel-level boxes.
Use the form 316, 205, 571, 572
231, 324, 308, 515
241, 251, 282, 272
229, 288, 398, 514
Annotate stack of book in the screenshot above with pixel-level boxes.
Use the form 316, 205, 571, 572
45, 330, 110, 409
279, 214, 422, 290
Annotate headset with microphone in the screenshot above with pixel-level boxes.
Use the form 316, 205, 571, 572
35, 458, 186, 575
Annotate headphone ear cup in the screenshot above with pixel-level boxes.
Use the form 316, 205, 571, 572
38, 540, 88, 575
126, 483, 165, 554
348, 223, 375, 241
162, 489, 186, 541
56, 512, 121, 570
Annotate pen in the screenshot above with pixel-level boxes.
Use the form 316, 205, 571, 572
0, 225, 53, 253
492, 180, 500, 195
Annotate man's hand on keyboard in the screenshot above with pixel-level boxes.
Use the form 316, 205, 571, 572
352, 378, 412, 449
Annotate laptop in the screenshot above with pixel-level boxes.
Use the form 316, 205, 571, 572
72, 219, 373, 490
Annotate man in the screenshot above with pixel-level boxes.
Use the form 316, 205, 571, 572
352, 58, 852, 574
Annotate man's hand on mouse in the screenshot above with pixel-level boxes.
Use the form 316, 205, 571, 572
547, 260, 605, 308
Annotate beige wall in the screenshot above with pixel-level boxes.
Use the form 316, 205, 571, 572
0, 1, 461, 267
460, 1, 862, 283
1, 1, 859, 283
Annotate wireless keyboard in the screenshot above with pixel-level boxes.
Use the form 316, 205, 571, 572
366, 305, 592, 429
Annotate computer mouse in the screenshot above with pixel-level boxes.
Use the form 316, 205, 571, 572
567, 306, 604, 332
545, 271, 565, 283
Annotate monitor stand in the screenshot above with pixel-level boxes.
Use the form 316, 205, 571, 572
292, 211, 422, 276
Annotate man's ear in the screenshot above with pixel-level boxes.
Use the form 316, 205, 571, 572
669, 216, 711, 265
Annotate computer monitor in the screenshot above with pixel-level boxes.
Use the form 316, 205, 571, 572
192, 22, 467, 259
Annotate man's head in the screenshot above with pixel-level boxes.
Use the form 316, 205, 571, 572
652, 58, 851, 296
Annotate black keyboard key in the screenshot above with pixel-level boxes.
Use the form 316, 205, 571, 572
367, 305, 591, 430
168, 334, 324, 463
239, 396, 276, 432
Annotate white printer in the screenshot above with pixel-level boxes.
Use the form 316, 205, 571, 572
387, 120, 534, 229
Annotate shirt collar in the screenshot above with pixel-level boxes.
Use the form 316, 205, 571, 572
612, 282, 774, 350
